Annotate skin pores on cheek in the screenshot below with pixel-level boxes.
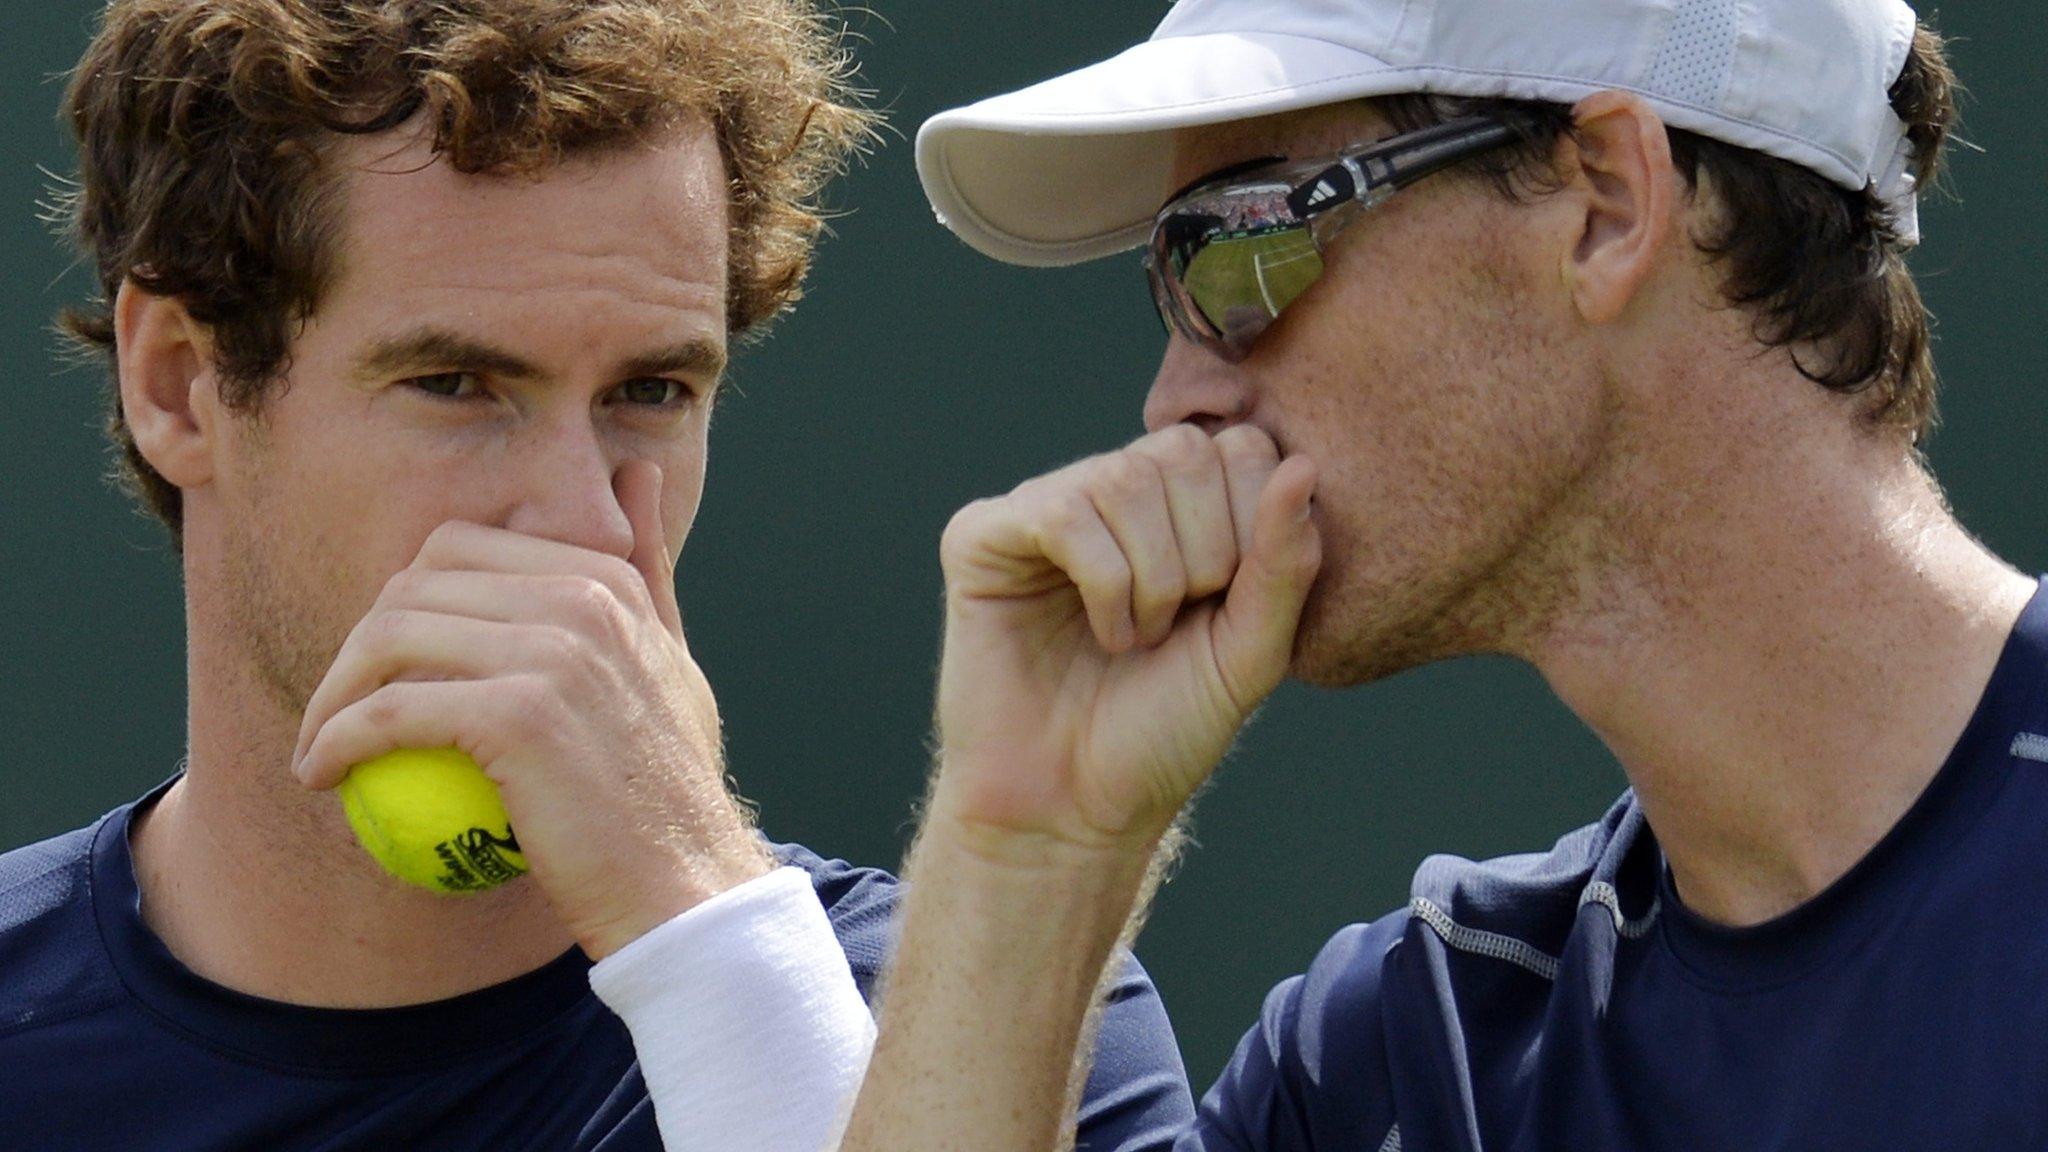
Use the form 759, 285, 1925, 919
1273, 189, 1610, 688
212, 399, 415, 717
1156, 106, 1611, 689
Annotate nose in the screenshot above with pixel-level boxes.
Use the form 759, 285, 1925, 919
1143, 335, 1256, 434
500, 414, 636, 560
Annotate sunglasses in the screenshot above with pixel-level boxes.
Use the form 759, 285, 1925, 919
1144, 116, 1523, 361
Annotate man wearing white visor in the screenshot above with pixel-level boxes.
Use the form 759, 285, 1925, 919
828, 0, 2048, 1148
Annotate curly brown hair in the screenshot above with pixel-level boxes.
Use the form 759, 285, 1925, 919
57, 0, 878, 541
1378, 22, 1958, 443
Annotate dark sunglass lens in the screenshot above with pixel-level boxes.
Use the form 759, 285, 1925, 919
1180, 224, 1325, 352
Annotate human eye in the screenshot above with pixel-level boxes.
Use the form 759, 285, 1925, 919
403, 371, 483, 399
612, 377, 717, 409
619, 377, 681, 405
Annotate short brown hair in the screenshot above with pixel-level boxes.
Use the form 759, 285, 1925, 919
1378, 22, 1958, 443
57, 0, 878, 540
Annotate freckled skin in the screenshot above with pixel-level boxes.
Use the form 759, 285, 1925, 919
126, 119, 746, 1003
200, 126, 729, 717
842, 88, 2044, 1152
1147, 103, 1615, 686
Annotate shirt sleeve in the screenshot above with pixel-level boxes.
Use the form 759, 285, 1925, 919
1177, 916, 1405, 1152
588, 866, 876, 1152
591, 848, 1197, 1152
1075, 950, 1199, 1150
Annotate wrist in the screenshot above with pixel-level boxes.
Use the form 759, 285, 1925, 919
931, 808, 1158, 882
910, 809, 1155, 961
576, 832, 776, 961
848, 807, 1155, 1152
923, 771, 1168, 880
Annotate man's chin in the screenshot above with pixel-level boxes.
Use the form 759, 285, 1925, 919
1283, 578, 1476, 689
1287, 629, 1433, 689
238, 616, 349, 723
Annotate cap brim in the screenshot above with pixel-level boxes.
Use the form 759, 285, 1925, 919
915, 32, 1407, 268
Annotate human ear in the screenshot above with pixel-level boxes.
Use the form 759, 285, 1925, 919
1558, 91, 1679, 325
114, 280, 219, 490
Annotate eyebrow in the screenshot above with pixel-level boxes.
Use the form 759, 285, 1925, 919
620, 339, 727, 380
354, 326, 728, 383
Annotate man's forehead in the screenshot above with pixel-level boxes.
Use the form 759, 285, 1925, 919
327, 115, 728, 251
297, 115, 733, 370
1168, 101, 1398, 195
318, 115, 729, 299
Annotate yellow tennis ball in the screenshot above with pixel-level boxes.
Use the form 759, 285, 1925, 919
337, 748, 528, 894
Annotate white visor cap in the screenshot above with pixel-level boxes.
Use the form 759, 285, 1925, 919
916, 0, 1924, 267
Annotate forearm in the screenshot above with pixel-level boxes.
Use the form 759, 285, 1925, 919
840, 813, 1159, 1152
845, 422, 1318, 1150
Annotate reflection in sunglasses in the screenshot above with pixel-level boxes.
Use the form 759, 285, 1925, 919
1148, 117, 1519, 359
1184, 228, 1325, 333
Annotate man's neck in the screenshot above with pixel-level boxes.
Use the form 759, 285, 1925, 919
1522, 414, 2033, 928
130, 631, 578, 1008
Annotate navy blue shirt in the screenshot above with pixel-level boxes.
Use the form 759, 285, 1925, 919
1190, 581, 2048, 1151
0, 780, 1193, 1150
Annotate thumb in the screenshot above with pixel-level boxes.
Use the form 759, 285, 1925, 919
1209, 455, 1320, 716
615, 460, 685, 637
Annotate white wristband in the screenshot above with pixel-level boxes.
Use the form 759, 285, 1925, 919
589, 866, 875, 1152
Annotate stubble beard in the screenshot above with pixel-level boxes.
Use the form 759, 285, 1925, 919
202, 488, 378, 857
219, 499, 358, 723
1284, 429, 1610, 691
1287, 543, 1505, 689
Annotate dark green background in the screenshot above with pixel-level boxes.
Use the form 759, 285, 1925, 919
4, 3, 2042, 1084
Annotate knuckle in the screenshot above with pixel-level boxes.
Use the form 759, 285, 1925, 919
1188, 545, 1238, 590
1297, 533, 1324, 574
360, 607, 416, 651
597, 554, 641, 597
1147, 423, 1213, 472
535, 623, 585, 669
1047, 450, 1112, 487
500, 675, 558, 731
300, 736, 343, 782
1158, 421, 1210, 451
360, 684, 406, 729
942, 497, 990, 535
559, 575, 617, 626
419, 520, 471, 558
1093, 453, 1156, 503
939, 497, 1009, 565
592, 592, 635, 647
1043, 490, 1098, 538
938, 503, 986, 569
1136, 559, 1190, 611
1008, 472, 1050, 502
1217, 423, 1281, 466
1083, 555, 1134, 603
378, 566, 427, 605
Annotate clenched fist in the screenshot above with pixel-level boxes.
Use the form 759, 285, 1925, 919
931, 423, 1321, 858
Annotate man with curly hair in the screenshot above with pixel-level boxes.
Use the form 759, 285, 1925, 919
0, 2, 1193, 1149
